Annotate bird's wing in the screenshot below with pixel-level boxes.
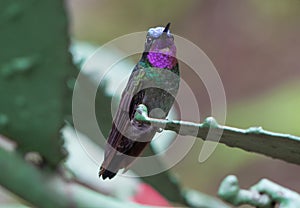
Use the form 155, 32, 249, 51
101, 63, 155, 171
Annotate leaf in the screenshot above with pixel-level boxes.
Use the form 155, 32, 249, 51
0, 0, 76, 166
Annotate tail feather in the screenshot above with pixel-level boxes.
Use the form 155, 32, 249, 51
99, 167, 117, 180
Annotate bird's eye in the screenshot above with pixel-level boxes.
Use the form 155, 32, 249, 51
146, 37, 152, 44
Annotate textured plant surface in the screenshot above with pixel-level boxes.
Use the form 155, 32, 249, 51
1, 1, 300, 208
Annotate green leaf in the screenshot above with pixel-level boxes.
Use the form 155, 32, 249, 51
0, 0, 76, 166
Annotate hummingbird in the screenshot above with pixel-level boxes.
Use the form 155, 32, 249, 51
99, 23, 180, 179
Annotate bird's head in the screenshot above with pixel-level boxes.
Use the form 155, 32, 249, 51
144, 23, 177, 69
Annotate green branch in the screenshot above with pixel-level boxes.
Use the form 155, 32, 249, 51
218, 175, 273, 208
134, 104, 300, 165
0, 147, 151, 208
218, 175, 300, 208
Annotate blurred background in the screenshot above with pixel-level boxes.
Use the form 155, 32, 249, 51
67, 0, 300, 195
67, 0, 300, 196
1, 0, 300, 207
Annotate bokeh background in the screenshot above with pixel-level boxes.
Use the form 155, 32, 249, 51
67, 0, 300, 196
67, 0, 300, 197
2, 0, 299, 207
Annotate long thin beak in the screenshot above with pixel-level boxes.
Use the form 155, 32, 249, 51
163, 22, 171, 33
161, 22, 171, 40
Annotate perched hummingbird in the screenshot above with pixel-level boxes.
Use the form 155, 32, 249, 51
99, 23, 180, 179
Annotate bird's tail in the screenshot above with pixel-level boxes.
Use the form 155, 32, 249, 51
99, 166, 117, 180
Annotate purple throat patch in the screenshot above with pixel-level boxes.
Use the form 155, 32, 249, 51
147, 52, 177, 69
